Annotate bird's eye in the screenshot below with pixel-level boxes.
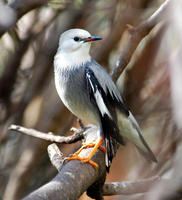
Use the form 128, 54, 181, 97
73, 36, 80, 42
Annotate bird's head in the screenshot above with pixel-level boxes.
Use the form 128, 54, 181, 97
56, 29, 102, 65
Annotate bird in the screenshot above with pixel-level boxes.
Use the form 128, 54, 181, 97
54, 28, 157, 171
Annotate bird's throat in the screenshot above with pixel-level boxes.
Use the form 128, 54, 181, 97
55, 50, 91, 69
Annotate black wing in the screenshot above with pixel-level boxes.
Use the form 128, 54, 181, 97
85, 67, 125, 170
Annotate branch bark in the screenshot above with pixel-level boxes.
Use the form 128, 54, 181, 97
47, 143, 165, 196
110, 0, 172, 82
103, 177, 164, 196
12, 126, 164, 199
22, 126, 107, 200
10, 125, 181, 199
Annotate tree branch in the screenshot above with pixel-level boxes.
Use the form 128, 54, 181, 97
9, 123, 180, 199
0, 0, 48, 37
103, 177, 163, 196
47, 143, 169, 197
110, 0, 172, 82
21, 126, 107, 200
15, 127, 164, 200
9, 124, 85, 144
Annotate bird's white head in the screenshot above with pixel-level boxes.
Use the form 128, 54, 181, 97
55, 29, 102, 67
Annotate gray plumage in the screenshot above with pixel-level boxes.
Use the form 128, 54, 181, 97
54, 28, 157, 170
54, 58, 123, 124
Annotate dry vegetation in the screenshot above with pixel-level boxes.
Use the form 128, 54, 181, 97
0, 0, 182, 199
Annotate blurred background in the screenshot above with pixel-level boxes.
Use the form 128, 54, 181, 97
0, 0, 182, 199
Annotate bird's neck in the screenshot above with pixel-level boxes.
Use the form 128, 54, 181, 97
54, 50, 91, 69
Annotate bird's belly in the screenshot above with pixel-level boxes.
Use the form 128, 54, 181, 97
55, 76, 99, 125
63, 95, 99, 125
71, 105, 98, 125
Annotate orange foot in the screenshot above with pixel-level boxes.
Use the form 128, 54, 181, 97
66, 138, 106, 168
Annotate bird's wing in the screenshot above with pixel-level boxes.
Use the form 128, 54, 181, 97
87, 59, 129, 116
85, 66, 124, 142
86, 60, 157, 163
85, 66, 125, 169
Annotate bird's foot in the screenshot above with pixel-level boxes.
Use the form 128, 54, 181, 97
69, 142, 106, 157
82, 142, 107, 152
66, 138, 105, 168
67, 155, 99, 168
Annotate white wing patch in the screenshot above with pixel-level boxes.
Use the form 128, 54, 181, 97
95, 89, 112, 118
88, 75, 112, 119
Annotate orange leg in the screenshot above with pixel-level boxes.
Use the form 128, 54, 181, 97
82, 142, 107, 152
67, 138, 105, 168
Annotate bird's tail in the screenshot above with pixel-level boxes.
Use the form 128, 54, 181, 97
101, 113, 124, 172
118, 111, 157, 163
105, 136, 118, 172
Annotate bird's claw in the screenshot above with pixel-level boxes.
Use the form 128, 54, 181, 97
65, 138, 105, 169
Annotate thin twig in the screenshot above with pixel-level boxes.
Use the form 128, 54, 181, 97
9, 124, 86, 144
110, 0, 171, 82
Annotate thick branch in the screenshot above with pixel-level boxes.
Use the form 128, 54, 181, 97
9, 125, 179, 199
110, 0, 171, 82
9, 124, 85, 144
19, 128, 165, 200
47, 143, 163, 196
47, 143, 169, 197
22, 127, 106, 200
103, 177, 163, 196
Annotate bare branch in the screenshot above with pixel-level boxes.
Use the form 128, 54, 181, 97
103, 176, 163, 196
9, 124, 85, 144
22, 127, 107, 200
22, 128, 165, 200
46, 144, 172, 198
46, 143, 167, 198
110, 0, 172, 82
0, 0, 48, 37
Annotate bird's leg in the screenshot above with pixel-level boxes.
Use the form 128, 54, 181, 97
67, 137, 106, 168
70, 141, 106, 156
81, 142, 106, 152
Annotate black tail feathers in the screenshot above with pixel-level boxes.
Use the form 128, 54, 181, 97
101, 114, 125, 172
